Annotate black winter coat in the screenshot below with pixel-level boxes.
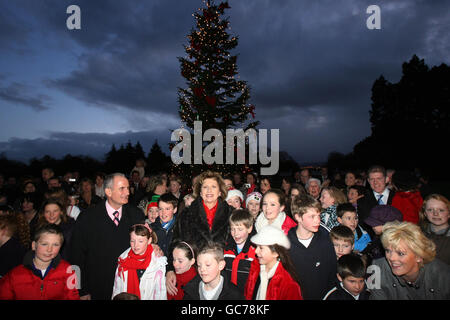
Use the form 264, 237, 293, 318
167, 197, 233, 271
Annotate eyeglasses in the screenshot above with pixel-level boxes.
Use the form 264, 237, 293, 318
425, 208, 448, 214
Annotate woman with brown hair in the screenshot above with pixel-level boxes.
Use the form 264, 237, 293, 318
165, 170, 233, 296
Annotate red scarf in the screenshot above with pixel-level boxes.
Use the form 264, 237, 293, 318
118, 245, 153, 299
167, 266, 197, 300
202, 200, 218, 230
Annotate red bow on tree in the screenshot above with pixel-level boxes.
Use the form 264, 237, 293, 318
249, 105, 256, 118
193, 87, 204, 97
218, 2, 230, 12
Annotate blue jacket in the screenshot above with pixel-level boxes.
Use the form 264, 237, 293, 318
354, 225, 371, 252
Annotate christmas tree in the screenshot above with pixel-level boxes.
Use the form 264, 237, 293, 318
175, 0, 259, 176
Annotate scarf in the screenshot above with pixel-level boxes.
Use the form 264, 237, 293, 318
202, 200, 218, 230
117, 245, 153, 299
255, 210, 286, 232
168, 267, 198, 300
161, 217, 176, 231
256, 260, 279, 300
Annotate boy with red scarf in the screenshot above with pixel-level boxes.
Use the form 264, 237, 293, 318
112, 224, 167, 300
224, 209, 256, 294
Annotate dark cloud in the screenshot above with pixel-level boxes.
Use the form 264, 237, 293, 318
0, 81, 51, 111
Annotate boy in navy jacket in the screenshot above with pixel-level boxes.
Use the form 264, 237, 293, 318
288, 195, 337, 300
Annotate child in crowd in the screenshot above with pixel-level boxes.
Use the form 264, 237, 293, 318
362, 205, 403, 265
337, 203, 371, 252
347, 185, 366, 207
224, 209, 256, 293
145, 201, 160, 224
245, 225, 303, 300
183, 193, 196, 208
167, 241, 197, 300
419, 194, 450, 265
330, 225, 354, 259
0, 215, 27, 277
66, 193, 81, 221
319, 186, 347, 231
323, 253, 370, 300
151, 193, 178, 257
245, 192, 262, 219
255, 189, 297, 235
0, 224, 80, 300
183, 242, 244, 300
226, 189, 244, 210
288, 195, 337, 300
112, 224, 167, 300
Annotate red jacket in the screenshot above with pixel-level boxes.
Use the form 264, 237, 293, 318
392, 191, 423, 224
282, 215, 297, 235
244, 258, 303, 300
0, 252, 80, 300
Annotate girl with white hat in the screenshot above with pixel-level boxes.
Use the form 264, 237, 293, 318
244, 225, 303, 300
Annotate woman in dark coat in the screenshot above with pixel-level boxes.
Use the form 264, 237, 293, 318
165, 171, 233, 296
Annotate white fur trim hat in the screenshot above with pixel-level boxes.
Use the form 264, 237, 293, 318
250, 225, 291, 249
245, 191, 262, 207
226, 189, 244, 202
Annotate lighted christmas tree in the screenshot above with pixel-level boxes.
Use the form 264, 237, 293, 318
175, 0, 259, 175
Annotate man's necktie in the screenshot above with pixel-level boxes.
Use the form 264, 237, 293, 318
377, 194, 384, 205
113, 210, 120, 226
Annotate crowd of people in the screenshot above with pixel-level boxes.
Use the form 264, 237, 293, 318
0, 162, 449, 300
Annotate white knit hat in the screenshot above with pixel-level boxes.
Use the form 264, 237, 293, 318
250, 225, 291, 249
226, 189, 244, 202
245, 191, 262, 207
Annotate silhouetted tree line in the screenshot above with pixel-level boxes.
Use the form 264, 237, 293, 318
327, 55, 450, 180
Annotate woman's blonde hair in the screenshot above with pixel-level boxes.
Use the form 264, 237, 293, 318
322, 186, 347, 205
193, 171, 228, 201
381, 221, 436, 265
419, 194, 450, 228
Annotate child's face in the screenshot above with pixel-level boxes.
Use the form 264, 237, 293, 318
44, 203, 63, 225
227, 196, 241, 210
372, 225, 383, 235
332, 239, 354, 259
230, 222, 252, 246
32, 233, 62, 266
197, 252, 225, 285
247, 200, 260, 218
347, 189, 359, 203
147, 206, 159, 222
424, 199, 449, 229
130, 231, 151, 255
337, 275, 365, 296
262, 192, 284, 222
255, 245, 278, 269
184, 196, 195, 207
260, 179, 271, 194
158, 201, 176, 223
320, 190, 335, 209
338, 211, 358, 232
296, 208, 321, 233
172, 248, 195, 274
223, 179, 233, 190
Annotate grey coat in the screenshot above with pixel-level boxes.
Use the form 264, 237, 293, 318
369, 257, 450, 300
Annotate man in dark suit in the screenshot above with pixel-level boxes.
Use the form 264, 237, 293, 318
357, 165, 395, 236
69, 173, 145, 300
